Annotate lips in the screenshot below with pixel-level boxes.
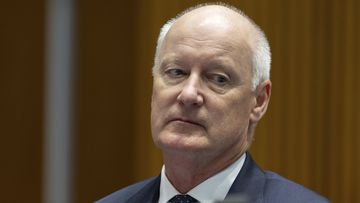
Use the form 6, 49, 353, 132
168, 117, 205, 129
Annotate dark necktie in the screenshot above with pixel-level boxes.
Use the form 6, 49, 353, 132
168, 194, 199, 203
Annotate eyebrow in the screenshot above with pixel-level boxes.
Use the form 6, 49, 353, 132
205, 57, 235, 71
161, 54, 237, 72
159, 55, 187, 69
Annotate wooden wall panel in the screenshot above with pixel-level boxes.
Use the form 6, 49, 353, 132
0, 1, 44, 203
73, 1, 137, 202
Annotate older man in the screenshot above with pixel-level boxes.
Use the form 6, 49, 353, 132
98, 3, 328, 203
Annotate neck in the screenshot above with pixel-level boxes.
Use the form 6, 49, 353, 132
163, 150, 244, 193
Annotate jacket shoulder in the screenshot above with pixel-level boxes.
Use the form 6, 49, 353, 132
263, 171, 329, 203
95, 177, 158, 203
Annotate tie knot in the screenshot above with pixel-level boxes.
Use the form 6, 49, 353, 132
168, 194, 199, 203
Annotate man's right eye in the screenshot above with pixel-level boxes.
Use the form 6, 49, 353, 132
164, 68, 186, 78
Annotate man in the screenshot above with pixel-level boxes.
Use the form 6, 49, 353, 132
98, 3, 328, 203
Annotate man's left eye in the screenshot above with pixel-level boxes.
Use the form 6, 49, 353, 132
210, 74, 230, 86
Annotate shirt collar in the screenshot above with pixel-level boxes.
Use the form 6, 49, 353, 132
158, 153, 246, 203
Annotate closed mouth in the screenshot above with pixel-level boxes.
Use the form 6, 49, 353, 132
169, 118, 205, 128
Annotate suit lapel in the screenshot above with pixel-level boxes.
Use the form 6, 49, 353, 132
125, 154, 265, 203
226, 153, 266, 202
126, 176, 161, 203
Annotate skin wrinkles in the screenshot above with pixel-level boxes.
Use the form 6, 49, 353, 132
158, 39, 247, 90
151, 5, 271, 194
156, 34, 254, 85
159, 55, 243, 90
160, 63, 241, 95
178, 37, 237, 52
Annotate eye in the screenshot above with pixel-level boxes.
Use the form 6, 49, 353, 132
209, 73, 230, 87
164, 68, 186, 78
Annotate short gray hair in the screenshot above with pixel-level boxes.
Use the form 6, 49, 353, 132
153, 3, 271, 91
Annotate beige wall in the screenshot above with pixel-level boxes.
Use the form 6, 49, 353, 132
1, 0, 359, 202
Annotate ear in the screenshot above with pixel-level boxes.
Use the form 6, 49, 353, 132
250, 80, 271, 123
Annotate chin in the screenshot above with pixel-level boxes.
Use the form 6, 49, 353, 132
155, 132, 209, 152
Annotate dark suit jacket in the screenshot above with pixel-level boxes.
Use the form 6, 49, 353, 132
96, 154, 329, 203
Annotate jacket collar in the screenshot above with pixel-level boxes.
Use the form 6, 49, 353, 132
126, 153, 265, 203
226, 153, 265, 202
126, 176, 160, 203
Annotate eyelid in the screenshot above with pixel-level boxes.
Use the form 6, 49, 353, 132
209, 72, 230, 81
162, 61, 182, 71
164, 66, 184, 72
206, 72, 232, 89
163, 67, 187, 79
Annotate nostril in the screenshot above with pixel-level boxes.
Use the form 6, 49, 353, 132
177, 90, 204, 107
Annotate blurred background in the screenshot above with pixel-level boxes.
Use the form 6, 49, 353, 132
1, 0, 359, 202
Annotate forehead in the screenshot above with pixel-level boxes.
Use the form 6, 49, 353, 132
159, 6, 256, 64
159, 14, 254, 73
168, 9, 245, 45
169, 6, 256, 43
160, 37, 245, 70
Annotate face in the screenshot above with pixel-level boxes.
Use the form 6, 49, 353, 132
151, 14, 259, 160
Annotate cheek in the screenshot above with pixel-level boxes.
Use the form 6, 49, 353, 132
150, 84, 176, 131
151, 82, 165, 110
152, 80, 180, 109
151, 91, 163, 126
151, 93, 163, 146
211, 108, 245, 132
207, 96, 252, 137
151, 87, 169, 112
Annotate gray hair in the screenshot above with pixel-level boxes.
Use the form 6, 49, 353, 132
153, 3, 271, 91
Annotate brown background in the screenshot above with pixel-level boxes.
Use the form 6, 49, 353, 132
1, 0, 359, 202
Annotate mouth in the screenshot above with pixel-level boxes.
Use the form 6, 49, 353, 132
169, 117, 205, 129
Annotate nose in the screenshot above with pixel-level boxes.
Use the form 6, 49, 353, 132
177, 75, 204, 107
